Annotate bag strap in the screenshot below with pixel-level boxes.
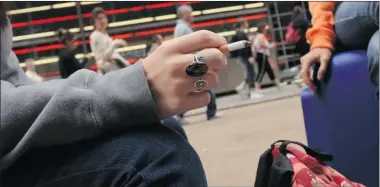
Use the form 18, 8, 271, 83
272, 140, 333, 162
254, 147, 275, 187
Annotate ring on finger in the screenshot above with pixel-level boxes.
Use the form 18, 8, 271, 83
193, 76, 208, 91
186, 53, 208, 77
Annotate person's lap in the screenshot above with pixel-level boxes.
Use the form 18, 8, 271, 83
1, 122, 206, 187
334, 2, 378, 49
334, 2, 379, 87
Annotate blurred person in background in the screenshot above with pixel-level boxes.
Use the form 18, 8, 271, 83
90, 7, 130, 74
286, 5, 310, 57
146, 34, 164, 56
1, 2, 230, 185
230, 22, 259, 99
285, 5, 310, 86
25, 58, 43, 83
173, 4, 221, 124
57, 28, 90, 78
253, 22, 282, 94
301, 2, 378, 95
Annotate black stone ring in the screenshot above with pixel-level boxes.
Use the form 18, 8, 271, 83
185, 53, 208, 77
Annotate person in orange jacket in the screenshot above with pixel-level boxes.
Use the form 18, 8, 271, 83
301, 2, 378, 92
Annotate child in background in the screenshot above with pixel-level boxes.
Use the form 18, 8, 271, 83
24, 58, 43, 83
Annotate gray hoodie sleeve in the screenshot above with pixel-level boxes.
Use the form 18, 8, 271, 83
0, 62, 160, 170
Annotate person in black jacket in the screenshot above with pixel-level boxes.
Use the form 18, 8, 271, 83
291, 5, 310, 57
57, 28, 89, 78
230, 22, 256, 98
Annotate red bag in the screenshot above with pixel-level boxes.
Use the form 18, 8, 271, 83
285, 22, 301, 44
254, 140, 366, 187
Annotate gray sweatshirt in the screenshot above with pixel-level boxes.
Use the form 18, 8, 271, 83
173, 19, 193, 38
0, 19, 160, 172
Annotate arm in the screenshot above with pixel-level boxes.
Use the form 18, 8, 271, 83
112, 52, 130, 66
306, 2, 336, 50
0, 62, 160, 169
258, 34, 275, 49
229, 33, 238, 43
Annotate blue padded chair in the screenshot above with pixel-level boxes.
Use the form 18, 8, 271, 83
301, 50, 379, 187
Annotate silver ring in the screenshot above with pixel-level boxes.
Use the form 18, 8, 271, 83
194, 76, 208, 91
186, 53, 208, 77
193, 53, 205, 64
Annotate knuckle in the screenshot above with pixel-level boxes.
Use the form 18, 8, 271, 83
199, 30, 214, 45
208, 48, 224, 62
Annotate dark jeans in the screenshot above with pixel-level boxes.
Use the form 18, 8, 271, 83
163, 117, 188, 139
334, 2, 379, 88
1, 121, 207, 187
179, 90, 217, 118
239, 57, 255, 87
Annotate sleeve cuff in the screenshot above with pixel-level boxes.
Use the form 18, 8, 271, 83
310, 36, 334, 50
92, 61, 161, 128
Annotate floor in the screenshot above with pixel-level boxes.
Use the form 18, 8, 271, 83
184, 96, 307, 186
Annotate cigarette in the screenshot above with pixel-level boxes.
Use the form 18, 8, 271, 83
219, 40, 251, 53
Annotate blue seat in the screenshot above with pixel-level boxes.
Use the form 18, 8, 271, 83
301, 50, 379, 187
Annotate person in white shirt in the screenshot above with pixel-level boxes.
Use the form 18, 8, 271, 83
90, 7, 129, 74
253, 22, 281, 91
24, 58, 43, 83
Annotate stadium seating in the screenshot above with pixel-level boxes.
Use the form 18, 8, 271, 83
301, 50, 379, 187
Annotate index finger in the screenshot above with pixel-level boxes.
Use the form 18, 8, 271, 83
169, 30, 227, 54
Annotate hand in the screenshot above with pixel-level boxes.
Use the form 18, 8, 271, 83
270, 42, 277, 48
142, 30, 228, 118
300, 48, 332, 92
113, 39, 128, 48
248, 57, 255, 64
